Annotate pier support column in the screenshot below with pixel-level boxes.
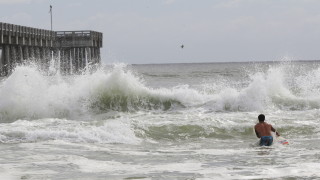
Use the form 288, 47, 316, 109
69, 49, 73, 74
80, 48, 84, 72
66, 49, 71, 74
17, 46, 23, 64
10, 45, 17, 69
65, 49, 70, 74
40, 47, 46, 71
29, 47, 35, 62
84, 48, 88, 70
90, 48, 94, 64
95, 48, 99, 64
60, 49, 65, 74
93, 48, 100, 64
35, 47, 40, 63
91, 48, 95, 63
87, 47, 91, 65
44, 48, 50, 72
0, 46, 3, 75
62, 49, 67, 74
3, 45, 10, 75
23, 46, 29, 62
75, 48, 80, 74
90, 47, 99, 71
97, 48, 101, 64
47, 49, 55, 75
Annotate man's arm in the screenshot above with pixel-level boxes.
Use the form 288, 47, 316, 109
255, 129, 261, 138
271, 126, 280, 136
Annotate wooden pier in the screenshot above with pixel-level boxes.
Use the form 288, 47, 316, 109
0, 22, 103, 76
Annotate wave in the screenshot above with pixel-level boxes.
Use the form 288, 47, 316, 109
1, 110, 318, 144
0, 63, 203, 122
0, 118, 139, 144
136, 124, 255, 141
1, 62, 320, 122
137, 125, 317, 142
201, 63, 320, 111
0, 119, 316, 144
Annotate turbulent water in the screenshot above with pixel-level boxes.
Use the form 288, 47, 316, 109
0, 61, 320, 179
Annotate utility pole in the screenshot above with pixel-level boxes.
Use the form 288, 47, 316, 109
49, 5, 53, 31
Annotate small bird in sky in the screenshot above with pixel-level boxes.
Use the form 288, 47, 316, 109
181, 45, 184, 49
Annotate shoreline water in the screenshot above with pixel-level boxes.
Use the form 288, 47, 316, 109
0, 61, 320, 179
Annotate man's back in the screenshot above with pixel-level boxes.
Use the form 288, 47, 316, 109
255, 122, 273, 137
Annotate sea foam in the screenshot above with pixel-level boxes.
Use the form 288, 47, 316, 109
1, 63, 320, 123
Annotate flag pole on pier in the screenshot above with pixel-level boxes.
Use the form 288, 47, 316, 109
49, 5, 53, 31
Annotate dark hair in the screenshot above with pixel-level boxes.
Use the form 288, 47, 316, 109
258, 114, 265, 122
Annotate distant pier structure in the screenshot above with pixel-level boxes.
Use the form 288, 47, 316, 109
0, 22, 103, 76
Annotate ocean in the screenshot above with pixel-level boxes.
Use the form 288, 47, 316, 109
0, 61, 320, 180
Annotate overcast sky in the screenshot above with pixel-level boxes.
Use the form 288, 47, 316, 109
1, 0, 320, 64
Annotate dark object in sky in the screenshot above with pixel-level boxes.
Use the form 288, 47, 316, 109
181, 45, 184, 49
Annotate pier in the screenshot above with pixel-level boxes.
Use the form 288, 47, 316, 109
0, 22, 103, 76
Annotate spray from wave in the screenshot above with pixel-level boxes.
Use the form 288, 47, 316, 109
1, 62, 320, 144
1, 62, 320, 123
202, 62, 320, 111
0, 63, 206, 122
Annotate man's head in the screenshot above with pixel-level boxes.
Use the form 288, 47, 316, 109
258, 114, 265, 122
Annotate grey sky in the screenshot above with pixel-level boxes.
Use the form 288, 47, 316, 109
1, 0, 320, 64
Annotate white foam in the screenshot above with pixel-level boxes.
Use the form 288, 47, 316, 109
0, 118, 140, 144
68, 155, 204, 175
203, 64, 320, 111
0, 172, 18, 180
0, 64, 207, 121
1, 63, 320, 123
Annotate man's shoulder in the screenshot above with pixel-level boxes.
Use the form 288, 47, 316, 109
254, 123, 260, 128
255, 122, 270, 128
265, 122, 272, 126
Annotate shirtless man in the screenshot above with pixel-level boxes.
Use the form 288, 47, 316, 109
254, 114, 280, 146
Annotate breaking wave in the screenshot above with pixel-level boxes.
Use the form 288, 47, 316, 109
1, 62, 320, 123
0, 63, 204, 122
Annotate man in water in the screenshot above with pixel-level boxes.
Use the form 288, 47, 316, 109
254, 114, 280, 146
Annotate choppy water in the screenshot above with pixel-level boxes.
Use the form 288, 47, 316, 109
1, 61, 320, 179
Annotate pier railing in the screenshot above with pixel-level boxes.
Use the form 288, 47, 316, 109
0, 22, 103, 76
0, 22, 55, 46
55, 30, 103, 48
